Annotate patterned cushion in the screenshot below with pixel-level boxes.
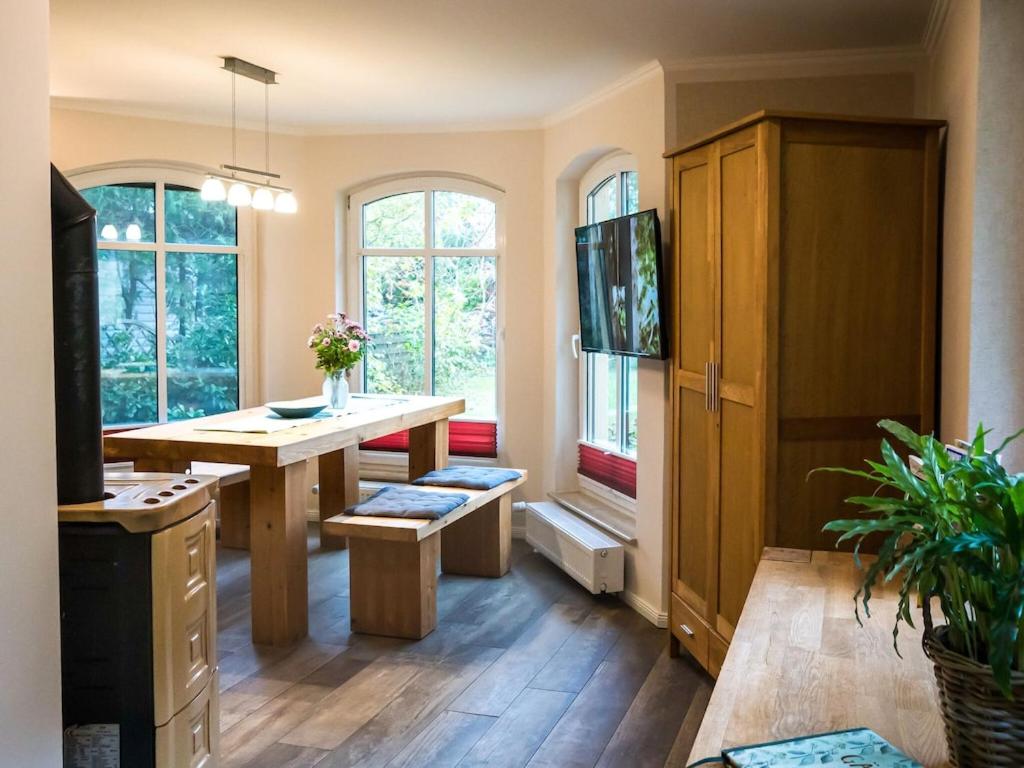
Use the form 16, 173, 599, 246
412, 466, 522, 491
346, 486, 469, 520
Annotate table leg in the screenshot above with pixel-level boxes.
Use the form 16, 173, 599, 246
249, 462, 309, 646
318, 445, 358, 550
408, 418, 449, 481
134, 458, 190, 473
440, 494, 511, 578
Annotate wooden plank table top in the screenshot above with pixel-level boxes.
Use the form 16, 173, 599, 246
104, 393, 465, 466
687, 548, 950, 767
104, 393, 465, 647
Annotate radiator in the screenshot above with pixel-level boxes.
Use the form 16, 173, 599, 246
525, 501, 624, 594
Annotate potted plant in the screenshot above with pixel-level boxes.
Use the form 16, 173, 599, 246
817, 420, 1024, 766
308, 313, 369, 409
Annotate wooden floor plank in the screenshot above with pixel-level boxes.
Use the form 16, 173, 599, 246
316, 644, 503, 768
386, 710, 496, 768
241, 742, 330, 768
525, 622, 665, 768
279, 657, 424, 750
455, 687, 575, 768
449, 602, 588, 716
595, 649, 711, 768
663, 678, 714, 768
529, 602, 626, 693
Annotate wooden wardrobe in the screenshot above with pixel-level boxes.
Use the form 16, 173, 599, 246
665, 111, 944, 675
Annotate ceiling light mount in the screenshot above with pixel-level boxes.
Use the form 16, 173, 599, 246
200, 57, 296, 213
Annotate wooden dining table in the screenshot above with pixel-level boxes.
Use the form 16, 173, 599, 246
104, 393, 465, 647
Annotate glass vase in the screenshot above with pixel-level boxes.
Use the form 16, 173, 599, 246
322, 371, 350, 410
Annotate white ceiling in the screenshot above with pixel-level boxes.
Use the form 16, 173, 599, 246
49, 0, 936, 133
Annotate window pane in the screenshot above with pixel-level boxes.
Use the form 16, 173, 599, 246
82, 183, 156, 243
165, 185, 237, 246
587, 352, 619, 448
98, 249, 158, 424
623, 171, 639, 215
433, 191, 496, 248
624, 356, 638, 455
433, 256, 496, 420
363, 192, 425, 248
363, 256, 425, 394
165, 252, 239, 420
587, 177, 617, 224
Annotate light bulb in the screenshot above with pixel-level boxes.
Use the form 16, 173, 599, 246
100, 224, 118, 240
200, 177, 227, 202
125, 223, 142, 241
227, 182, 252, 207
274, 191, 298, 214
251, 187, 275, 210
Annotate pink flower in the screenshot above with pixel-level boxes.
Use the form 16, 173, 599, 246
321, 337, 332, 347
312, 323, 323, 333
307, 335, 316, 348
348, 339, 361, 352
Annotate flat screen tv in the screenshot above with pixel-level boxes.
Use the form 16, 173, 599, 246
575, 208, 667, 359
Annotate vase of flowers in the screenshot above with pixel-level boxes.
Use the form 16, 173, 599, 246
817, 421, 1024, 765
308, 312, 369, 410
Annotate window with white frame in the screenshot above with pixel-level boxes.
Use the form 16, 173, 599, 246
349, 178, 501, 453
75, 171, 250, 427
580, 157, 640, 459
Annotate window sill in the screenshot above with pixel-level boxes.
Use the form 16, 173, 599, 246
552, 485, 637, 545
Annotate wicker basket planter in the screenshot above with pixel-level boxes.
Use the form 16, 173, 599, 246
922, 618, 1024, 766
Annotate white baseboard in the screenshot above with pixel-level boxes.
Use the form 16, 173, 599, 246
620, 590, 668, 628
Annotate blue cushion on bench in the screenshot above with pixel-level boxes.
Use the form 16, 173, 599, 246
412, 466, 522, 491
346, 486, 469, 520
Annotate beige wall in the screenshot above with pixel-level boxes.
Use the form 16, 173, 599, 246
1, 0, 63, 762
672, 72, 917, 148
968, 0, 1024, 466
542, 66, 670, 621
925, 0, 980, 449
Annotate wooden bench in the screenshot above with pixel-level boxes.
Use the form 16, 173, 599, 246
323, 471, 526, 640
190, 461, 251, 549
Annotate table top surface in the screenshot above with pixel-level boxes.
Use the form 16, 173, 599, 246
687, 548, 950, 767
104, 393, 465, 467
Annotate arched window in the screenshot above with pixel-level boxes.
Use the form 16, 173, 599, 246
70, 165, 254, 427
348, 177, 503, 458
578, 153, 639, 498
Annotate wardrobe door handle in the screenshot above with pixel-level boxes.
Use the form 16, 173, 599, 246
704, 362, 711, 412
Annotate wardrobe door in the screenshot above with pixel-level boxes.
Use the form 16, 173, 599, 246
713, 128, 764, 641
671, 147, 717, 618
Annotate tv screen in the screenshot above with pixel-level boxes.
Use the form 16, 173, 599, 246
575, 208, 667, 359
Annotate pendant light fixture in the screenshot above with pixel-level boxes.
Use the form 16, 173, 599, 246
201, 57, 297, 214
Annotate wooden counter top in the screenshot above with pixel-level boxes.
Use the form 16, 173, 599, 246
687, 549, 950, 767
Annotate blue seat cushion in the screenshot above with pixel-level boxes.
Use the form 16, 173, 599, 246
412, 466, 522, 491
346, 486, 469, 520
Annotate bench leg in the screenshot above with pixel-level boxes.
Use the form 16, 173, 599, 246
219, 481, 251, 550
440, 494, 511, 578
349, 534, 438, 639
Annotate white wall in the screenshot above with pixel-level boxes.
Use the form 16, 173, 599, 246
542, 65, 669, 622
0, 0, 63, 764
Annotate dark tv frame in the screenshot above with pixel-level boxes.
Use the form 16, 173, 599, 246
574, 208, 669, 360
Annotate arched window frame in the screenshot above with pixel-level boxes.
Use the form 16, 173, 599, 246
346, 175, 505, 461
577, 151, 639, 500
67, 162, 258, 425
